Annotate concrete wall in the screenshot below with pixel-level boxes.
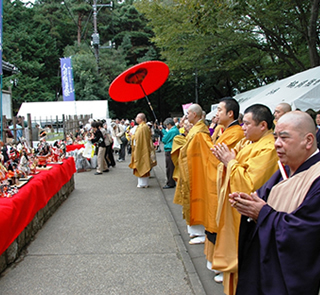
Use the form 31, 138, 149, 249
0, 176, 75, 274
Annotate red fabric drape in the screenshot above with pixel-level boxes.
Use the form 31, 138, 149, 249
66, 144, 85, 152
0, 157, 76, 256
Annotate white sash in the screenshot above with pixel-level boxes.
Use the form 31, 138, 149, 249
267, 161, 320, 213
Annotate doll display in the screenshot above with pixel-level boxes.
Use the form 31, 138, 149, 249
0, 160, 19, 198
0, 136, 70, 197
36, 131, 51, 167
18, 150, 30, 177
49, 141, 66, 163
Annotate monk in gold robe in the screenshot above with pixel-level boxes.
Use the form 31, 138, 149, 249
129, 113, 156, 188
171, 119, 192, 206
211, 104, 279, 295
173, 103, 215, 243
203, 98, 245, 274
171, 135, 187, 202
211, 124, 224, 143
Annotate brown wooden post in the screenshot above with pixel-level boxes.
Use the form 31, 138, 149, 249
63, 114, 66, 140
2, 115, 7, 143
67, 115, 69, 136
12, 116, 17, 143
27, 113, 33, 148
56, 115, 59, 133
74, 115, 77, 134
70, 115, 72, 135
20, 116, 25, 139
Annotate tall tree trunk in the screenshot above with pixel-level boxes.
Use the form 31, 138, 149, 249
308, 0, 320, 67
77, 13, 82, 46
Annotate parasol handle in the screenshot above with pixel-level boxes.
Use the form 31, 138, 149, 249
139, 84, 157, 122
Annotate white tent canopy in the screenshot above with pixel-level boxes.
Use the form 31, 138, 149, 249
235, 66, 320, 113
205, 104, 219, 120
18, 100, 109, 122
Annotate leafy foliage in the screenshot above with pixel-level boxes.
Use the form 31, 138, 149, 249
135, 0, 320, 111
1, 0, 319, 118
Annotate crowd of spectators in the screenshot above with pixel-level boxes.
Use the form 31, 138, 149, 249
60, 101, 320, 295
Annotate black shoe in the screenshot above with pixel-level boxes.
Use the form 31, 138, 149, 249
103, 169, 110, 172
94, 172, 102, 175
163, 184, 175, 189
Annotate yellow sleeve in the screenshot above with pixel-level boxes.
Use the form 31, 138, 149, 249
229, 147, 278, 194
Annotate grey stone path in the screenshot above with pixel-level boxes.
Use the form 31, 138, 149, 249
0, 146, 224, 295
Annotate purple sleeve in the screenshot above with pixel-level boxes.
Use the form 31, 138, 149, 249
254, 177, 320, 294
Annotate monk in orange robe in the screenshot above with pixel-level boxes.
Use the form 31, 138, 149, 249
202, 98, 245, 274
212, 104, 279, 295
173, 103, 215, 242
129, 113, 156, 188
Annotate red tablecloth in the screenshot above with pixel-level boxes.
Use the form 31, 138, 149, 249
66, 144, 85, 152
0, 157, 76, 256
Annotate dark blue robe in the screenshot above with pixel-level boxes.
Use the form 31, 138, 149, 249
237, 153, 320, 295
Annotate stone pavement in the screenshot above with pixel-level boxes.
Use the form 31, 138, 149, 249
0, 145, 224, 295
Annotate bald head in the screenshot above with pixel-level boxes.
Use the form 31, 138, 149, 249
187, 104, 203, 125
274, 102, 292, 122
278, 103, 292, 113
135, 113, 146, 125
189, 104, 203, 117
278, 111, 317, 139
274, 111, 317, 175
138, 113, 146, 121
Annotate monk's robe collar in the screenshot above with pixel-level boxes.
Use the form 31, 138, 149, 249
249, 129, 273, 144
186, 119, 210, 141
226, 120, 240, 129
189, 119, 209, 134
307, 149, 319, 160
285, 149, 320, 178
218, 120, 239, 137
259, 151, 320, 203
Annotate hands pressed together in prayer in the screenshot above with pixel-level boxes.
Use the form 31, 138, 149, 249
211, 143, 236, 167
211, 143, 267, 220
229, 192, 266, 221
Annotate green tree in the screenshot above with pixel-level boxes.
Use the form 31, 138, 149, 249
63, 43, 105, 100
135, 0, 320, 109
105, 0, 156, 64
32, 0, 77, 51
2, 0, 171, 119
2, 0, 62, 112
95, 0, 166, 119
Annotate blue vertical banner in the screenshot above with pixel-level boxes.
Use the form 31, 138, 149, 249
60, 57, 75, 101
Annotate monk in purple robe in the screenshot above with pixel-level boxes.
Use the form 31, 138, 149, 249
229, 111, 320, 295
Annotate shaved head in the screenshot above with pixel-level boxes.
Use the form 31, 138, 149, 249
278, 103, 292, 113
278, 111, 317, 138
187, 103, 203, 125
275, 111, 317, 174
188, 104, 203, 118
137, 113, 146, 121
135, 113, 146, 125
274, 103, 292, 122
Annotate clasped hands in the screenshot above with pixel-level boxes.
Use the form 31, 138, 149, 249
211, 143, 236, 166
229, 192, 266, 221
211, 143, 266, 220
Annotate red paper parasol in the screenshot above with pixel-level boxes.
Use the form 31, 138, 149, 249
109, 61, 170, 121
